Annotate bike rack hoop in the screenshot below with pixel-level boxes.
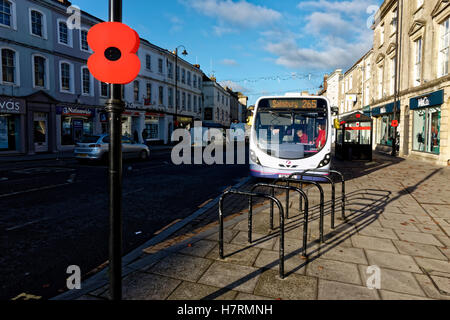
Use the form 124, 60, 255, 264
219, 189, 286, 279
251, 183, 309, 257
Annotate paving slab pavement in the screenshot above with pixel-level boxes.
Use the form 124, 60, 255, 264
55, 153, 450, 300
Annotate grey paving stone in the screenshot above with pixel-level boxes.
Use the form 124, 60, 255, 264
414, 274, 450, 300
231, 231, 278, 250
206, 229, 239, 243
167, 281, 237, 300
101, 272, 181, 300
149, 253, 214, 282
178, 240, 217, 258
198, 261, 262, 294
414, 224, 447, 236
234, 213, 278, 235
351, 235, 398, 253
365, 250, 421, 273
254, 270, 317, 300
235, 293, 273, 300
379, 213, 423, 223
317, 279, 379, 300
414, 257, 450, 274
439, 246, 450, 259
436, 235, 450, 247
393, 240, 447, 260
431, 276, 450, 294
318, 245, 368, 265
379, 290, 432, 300
253, 249, 307, 275
306, 258, 361, 285
395, 230, 444, 246
206, 243, 261, 266
358, 265, 425, 296
357, 226, 399, 240
379, 220, 420, 232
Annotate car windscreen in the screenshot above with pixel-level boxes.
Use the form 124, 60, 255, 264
79, 135, 101, 143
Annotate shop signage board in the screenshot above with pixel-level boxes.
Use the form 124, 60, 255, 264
0, 97, 26, 114
410, 90, 444, 110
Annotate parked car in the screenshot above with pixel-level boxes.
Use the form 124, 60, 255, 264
74, 134, 150, 161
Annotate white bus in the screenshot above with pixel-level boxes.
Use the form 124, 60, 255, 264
249, 94, 332, 179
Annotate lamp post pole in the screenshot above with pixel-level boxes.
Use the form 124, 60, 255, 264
173, 46, 187, 132
106, 0, 124, 301
392, 0, 403, 157
174, 48, 178, 131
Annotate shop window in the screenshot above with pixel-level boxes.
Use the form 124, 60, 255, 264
0, 114, 20, 151
62, 115, 93, 145
413, 107, 441, 154
377, 114, 394, 146
144, 120, 158, 140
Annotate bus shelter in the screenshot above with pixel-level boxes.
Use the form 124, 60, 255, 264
335, 112, 373, 161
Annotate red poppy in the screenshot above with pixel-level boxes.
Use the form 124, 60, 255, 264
391, 120, 399, 128
87, 22, 141, 84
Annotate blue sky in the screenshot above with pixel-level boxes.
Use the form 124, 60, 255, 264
73, 0, 382, 105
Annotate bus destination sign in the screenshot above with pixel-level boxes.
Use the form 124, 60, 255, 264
268, 99, 318, 109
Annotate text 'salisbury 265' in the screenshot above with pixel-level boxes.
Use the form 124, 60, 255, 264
87, 22, 140, 84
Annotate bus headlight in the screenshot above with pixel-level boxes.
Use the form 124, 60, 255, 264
250, 150, 261, 165
318, 153, 332, 168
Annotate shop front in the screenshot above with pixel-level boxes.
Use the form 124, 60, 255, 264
410, 90, 444, 156
144, 112, 165, 144
57, 106, 96, 147
175, 116, 193, 130
371, 101, 400, 150
0, 96, 26, 154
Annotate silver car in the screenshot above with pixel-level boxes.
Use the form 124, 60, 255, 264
74, 134, 150, 161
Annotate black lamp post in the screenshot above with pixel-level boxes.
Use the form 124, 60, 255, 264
106, 0, 124, 301
173, 45, 188, 131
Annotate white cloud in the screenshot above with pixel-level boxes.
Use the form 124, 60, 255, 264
183, 0, 282, 28
297, 0, 374, 13
213, 25, 237, 36
219, 80, 250, 93
260, 0, 377, 71
265, 37, 372, 70
221, 59, 239, 66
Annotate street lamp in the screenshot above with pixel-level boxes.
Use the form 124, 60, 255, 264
173, 45, 188, 131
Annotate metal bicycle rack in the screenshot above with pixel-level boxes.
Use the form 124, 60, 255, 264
288, 172, 336, 229
219, 189, 286, 279
274, 177, 325, 243
250, 183, 309, 257
297, 169, 346, 220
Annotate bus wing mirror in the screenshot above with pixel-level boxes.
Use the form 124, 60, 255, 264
331, 107, 339, 115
